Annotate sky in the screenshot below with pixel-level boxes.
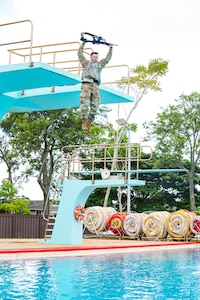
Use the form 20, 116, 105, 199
0, 0, 200, 199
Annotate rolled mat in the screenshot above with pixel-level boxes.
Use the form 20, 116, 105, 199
107, 212, 128, 236
190, 216, 200, 235
166, 209, 196, 239
124, 213, 143, 238
84, 206, 116, 233
142, 211, 170, 239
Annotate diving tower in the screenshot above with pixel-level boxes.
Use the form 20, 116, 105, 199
43, 143, 152, 245
43, 143, 185, 245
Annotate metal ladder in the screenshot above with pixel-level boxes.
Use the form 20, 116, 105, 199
43, 157, 65, 241
44, 184, 62, 240
43, 152, 79, 240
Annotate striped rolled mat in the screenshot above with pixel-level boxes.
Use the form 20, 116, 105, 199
124, 213, 143, 238
107, 212, 128, 236
98, 207, 117, 232
142, 211, 169, 240
166, 209, 196, 240
84, 206, 116, 233
190, 216, 200, 235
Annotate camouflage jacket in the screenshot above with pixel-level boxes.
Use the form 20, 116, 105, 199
78, 42, 112, 84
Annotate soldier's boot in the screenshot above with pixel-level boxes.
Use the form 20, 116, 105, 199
82, 120, 88, 131
86, 120, 92, 132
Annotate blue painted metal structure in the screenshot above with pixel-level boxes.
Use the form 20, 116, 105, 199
50, 168, 186, 245
0, 62, 134, 121
51, 179, 145, 245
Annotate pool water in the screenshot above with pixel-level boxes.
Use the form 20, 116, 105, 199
0, 248, 200, 299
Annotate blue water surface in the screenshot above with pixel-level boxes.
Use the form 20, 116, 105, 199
0, 248, 200, 300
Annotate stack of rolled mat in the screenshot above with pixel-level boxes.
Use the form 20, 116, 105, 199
142, 211, 170, 240
84, 206, 116, 233
190, 215, 200, 235
166, 209, 196, 239
124, 213, 144, 238
107, 212, 128, 236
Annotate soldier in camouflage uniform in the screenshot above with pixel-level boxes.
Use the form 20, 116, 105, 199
78, 41, 113, 131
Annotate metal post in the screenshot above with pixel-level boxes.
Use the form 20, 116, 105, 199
116, 118, 131, 213
127, 128, 131, 213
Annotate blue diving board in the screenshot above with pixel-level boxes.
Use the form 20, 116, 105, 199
6, 84, 134, 113
0, 62, 81, 93
0, 62, 134, 120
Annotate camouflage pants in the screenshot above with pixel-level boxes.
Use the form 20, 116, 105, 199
80, 82, 100, 121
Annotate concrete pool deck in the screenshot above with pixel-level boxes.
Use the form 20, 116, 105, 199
0, 238, 200, 260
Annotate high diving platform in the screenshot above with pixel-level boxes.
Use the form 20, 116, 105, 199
0, 20, 134, 121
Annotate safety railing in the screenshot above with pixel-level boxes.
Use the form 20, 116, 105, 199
0, 19, 33, 67
7, 41, 131, 94
59, 143, 153, 184
7, 41, 80, 66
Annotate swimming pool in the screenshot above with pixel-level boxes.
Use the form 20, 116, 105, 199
0, 248, 200, 299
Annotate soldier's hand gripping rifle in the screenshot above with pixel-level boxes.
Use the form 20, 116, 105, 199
80, 32, 118, 46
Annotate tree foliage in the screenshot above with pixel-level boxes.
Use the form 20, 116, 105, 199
103, 58, 169, 206
118, 58, 169, 121
131, 154, 200, 212
143, 91, 200, 211
0, 180, 30, 214
0, 179, 18, 202
0, 199, 30, 214
0, 108, 113, 203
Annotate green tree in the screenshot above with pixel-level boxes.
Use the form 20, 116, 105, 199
119, 58, 169, 125
0, 179, 18, 202
0, 199, 30, 214
131, 153, 200, 212
0, 133, 23, 184
143, 91, 200, 211
0, 108, 112, 205
0, 179, 30, 214
103, 58, 169, 207
12, 199, 31, 214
